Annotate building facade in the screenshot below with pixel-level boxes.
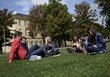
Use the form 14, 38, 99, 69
9, 13, 43, 48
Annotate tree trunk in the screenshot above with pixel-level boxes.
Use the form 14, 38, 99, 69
62, 33, 67, 46
57, 36, 61, 47
41, 33, 45, 47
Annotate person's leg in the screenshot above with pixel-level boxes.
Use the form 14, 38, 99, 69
86, 46, 103, 53
53, 48, 60, 55
79, 46, 87, 54
29, 48, 45, 58
66, 48, 75, 53
26, 44, 40, 59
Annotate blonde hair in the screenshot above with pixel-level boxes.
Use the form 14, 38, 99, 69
45, 36, 51, 45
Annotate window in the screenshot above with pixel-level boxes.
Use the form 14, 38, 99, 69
24, 21, 26, 26
25, 29, 27, 36
19, 29, 21, 32
18, 20, 21, 26
31, 41, 33, 47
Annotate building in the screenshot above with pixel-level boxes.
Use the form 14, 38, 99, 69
9, 13, 43, 48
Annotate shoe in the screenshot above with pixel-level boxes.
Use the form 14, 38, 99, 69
29, 55, 42, 61
52, 54, 61, 57
88, 52, 97, 55
98, 51, 104, 54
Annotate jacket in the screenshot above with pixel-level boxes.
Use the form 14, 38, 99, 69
9, 37, 27, 63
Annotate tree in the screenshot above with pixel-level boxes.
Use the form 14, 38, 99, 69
0, 9, 14, 53
27, 4, 47, 45
73, 1, 98, 36
45, 0, 73, 46
95, 0, 110, 37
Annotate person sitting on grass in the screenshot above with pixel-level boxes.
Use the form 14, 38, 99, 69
66, 35, 87, 54
83, 26, 107, 54
20, 37, 28, 51
44, 37, 60, 56
8, 31, 45, 63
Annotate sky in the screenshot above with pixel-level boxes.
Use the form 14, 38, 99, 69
0, 0, 103, 25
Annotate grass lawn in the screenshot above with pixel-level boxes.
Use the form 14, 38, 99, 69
0, 43, 110, 77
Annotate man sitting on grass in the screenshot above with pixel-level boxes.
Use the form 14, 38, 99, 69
83, 26, 107, 54
8, 31, 45, 63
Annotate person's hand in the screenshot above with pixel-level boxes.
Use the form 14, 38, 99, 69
47, 50, 51, 53
93, 45, 97, 48
8, 59, 12, 64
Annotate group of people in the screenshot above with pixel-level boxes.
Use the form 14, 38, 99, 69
8, 26, 107, 63
8, 31, 60, 63
67, 26, 107, 54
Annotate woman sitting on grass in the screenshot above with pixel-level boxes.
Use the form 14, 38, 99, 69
44, 37, 60, 56
83, 26, 107, 54
67, 35, 87, 54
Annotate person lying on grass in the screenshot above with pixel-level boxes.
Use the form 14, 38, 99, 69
43, 37, 60, 57
8, 31, 45, 63
83, 26, 107, 55
66, 35, 87, 54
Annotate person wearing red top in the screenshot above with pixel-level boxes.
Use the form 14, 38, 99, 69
8, 31, 45, 63
8, 31, 26, 63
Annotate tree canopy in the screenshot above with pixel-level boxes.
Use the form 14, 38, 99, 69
73, 1, 98, 36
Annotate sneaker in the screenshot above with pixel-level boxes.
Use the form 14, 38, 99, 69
52, 54, 61, 57
88, 52, 97, 55
98, 51, 104, 54
29, 55, 42, 61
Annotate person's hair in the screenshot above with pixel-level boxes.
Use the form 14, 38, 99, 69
20, 37, 26, 41
72, 35, 78, 43
14, 31, 22, 38
45, 36, 51, 45
87, 26, 96, 34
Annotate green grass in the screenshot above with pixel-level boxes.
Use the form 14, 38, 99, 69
0, 43, 110, 77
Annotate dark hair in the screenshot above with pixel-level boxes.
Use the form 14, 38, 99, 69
87, 26, 96, 34
72, 35, 78, 43
14, 31, 22, 38
21, 37, 26, 40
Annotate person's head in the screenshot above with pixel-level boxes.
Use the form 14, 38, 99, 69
45, 36, 52, 44
14, 31, 22, 39
72, 35, 78, 42
87, 26, 96, 35
80, 35, 84, 40
20, 37, 27, 44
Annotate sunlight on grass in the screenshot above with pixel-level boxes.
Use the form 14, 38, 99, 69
0, 43, 110, 77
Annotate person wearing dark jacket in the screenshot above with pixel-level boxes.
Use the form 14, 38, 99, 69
83, 26, 106, 54
20, 37, 28, 51
44, 37, 60, 56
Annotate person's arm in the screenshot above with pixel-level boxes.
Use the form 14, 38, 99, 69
96, 33, 106, 48
8, 40, 20, 63
96, 33, 105, 43
48, 43, 55, 52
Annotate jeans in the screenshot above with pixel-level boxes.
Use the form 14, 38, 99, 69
26, 44, 45, 59
45, 48, 60, 56
86, 46, 104, 53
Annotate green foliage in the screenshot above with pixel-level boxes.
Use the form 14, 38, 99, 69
0, 9, 14, 40
27, 4, 47, 38
95, 23, 109, 37
73, 1, 98, 36
95, 0, 110, 34
28, 0, 73, 46
45, 0, 72, 36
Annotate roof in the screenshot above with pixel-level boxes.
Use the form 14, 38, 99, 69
14, 13, 27, 20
